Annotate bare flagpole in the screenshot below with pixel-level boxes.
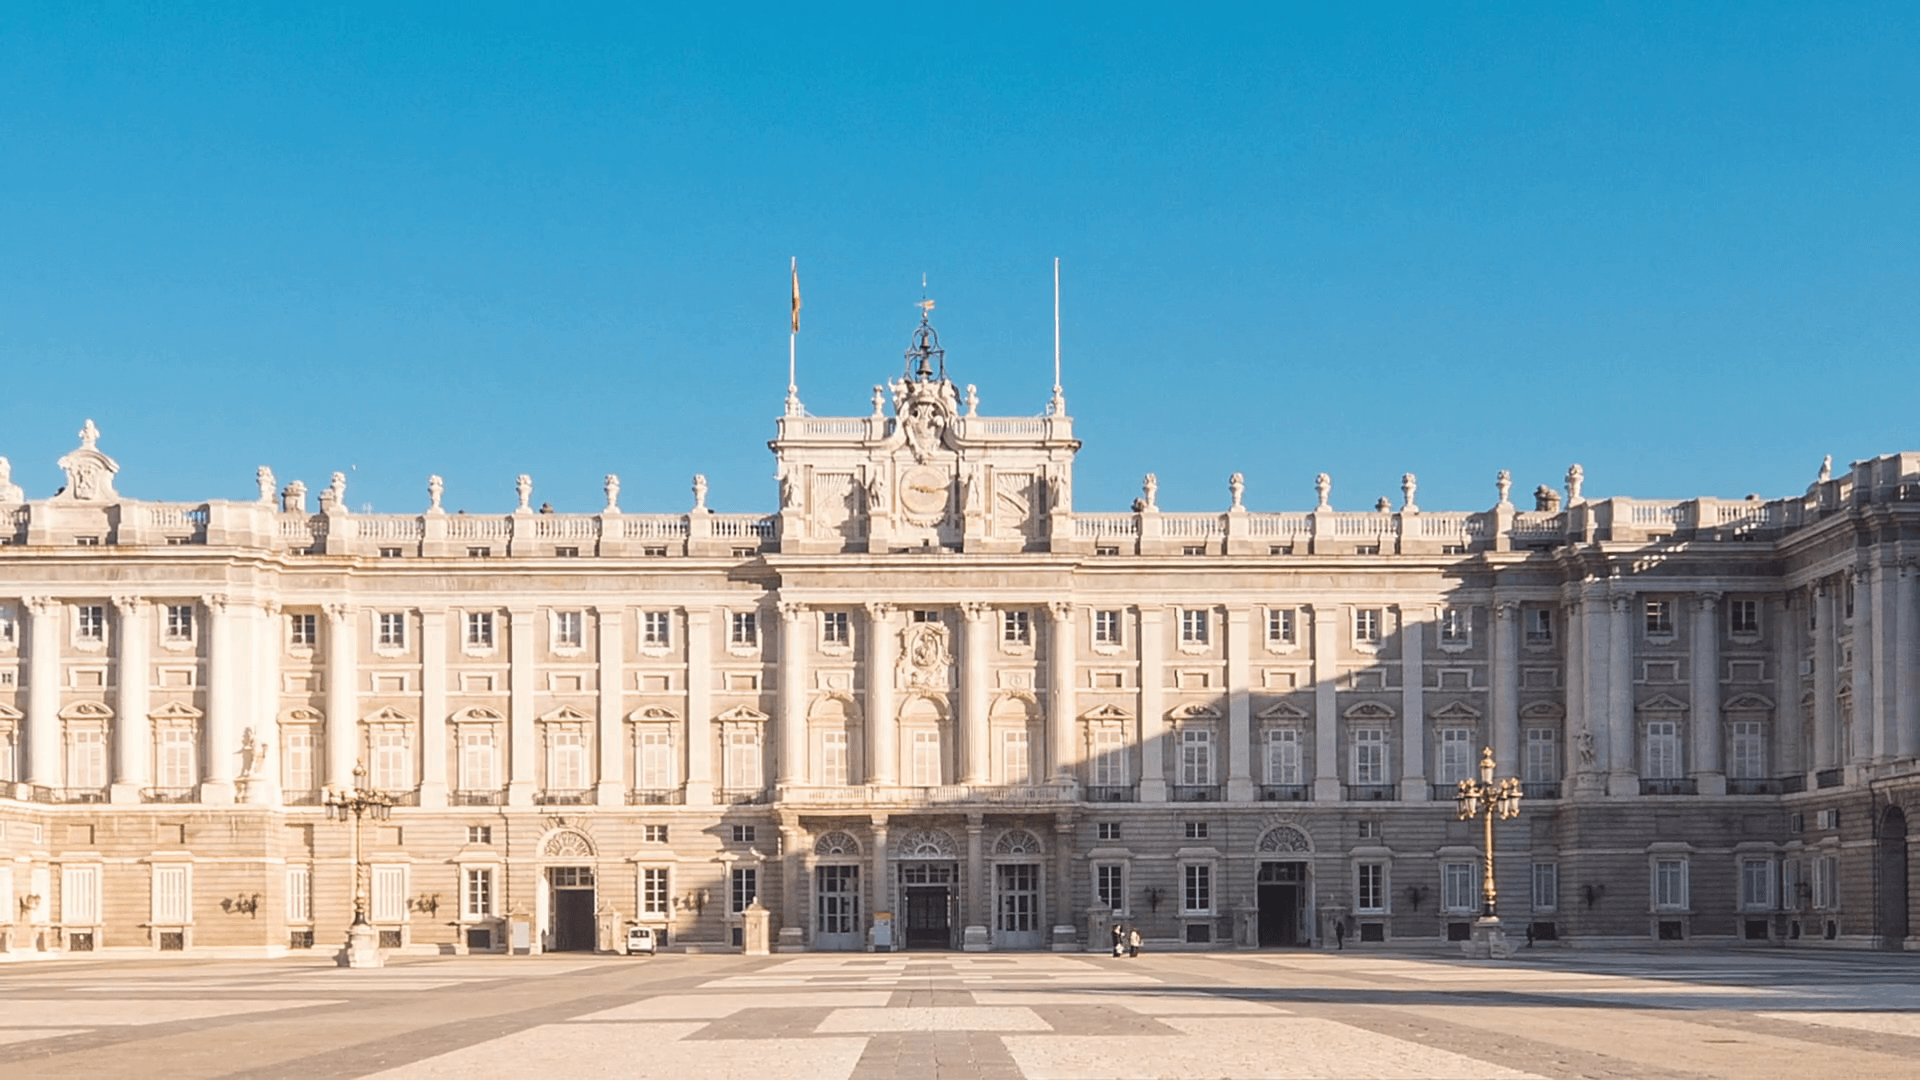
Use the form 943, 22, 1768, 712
1050, 257, 1066, 416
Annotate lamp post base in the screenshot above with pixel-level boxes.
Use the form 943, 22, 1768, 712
338, 921, 386, 968
1462, 916, 1513, 960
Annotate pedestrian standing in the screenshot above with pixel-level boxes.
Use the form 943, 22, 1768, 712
1111, 922, 1125, 957
1334, 920, 1345, 950
1128, 927, 1142, 958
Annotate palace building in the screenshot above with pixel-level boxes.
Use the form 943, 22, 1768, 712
0, 308, 1915, 960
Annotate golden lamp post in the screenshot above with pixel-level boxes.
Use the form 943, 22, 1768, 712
1454, 746, 1523, 957
324, 761, 394, 968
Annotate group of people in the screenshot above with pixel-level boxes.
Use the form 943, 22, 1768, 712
1109, 922, 1143, 957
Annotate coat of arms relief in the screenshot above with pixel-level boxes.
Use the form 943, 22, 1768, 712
897, 621, 953, 690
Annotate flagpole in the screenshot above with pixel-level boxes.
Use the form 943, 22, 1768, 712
786, 256, 802, 416
1050, 257, 1065, 416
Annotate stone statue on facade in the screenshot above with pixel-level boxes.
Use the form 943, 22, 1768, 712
871, 385, 886, 416
1565, 464, 1585, 505
1314, 472, 1331, 510
1141, 473, 1158, 511
962, 464, 983, 515
779, 469, 800, 510
604, 474, 620, 512
964, 384, 979, 417
1050, 471, 1071, 513
692, 474, 708, 511
427, 475, 444, 512
866, 469, 888, 514
320, 472, 346, 512
1228, 472, 1245, 510
1375, 496, 1392, 513
515, 474, 533, 512
1576, 728, 1596, 769
239, 726, 267, 778
1819, 455, 1832, 482
1401, 473, 1418, 512
1496, 470, 1512, 507
282, 480, 307, 514
0, 457, 21, 504
255, 467, 276, 505
1534, 485, 1560, 513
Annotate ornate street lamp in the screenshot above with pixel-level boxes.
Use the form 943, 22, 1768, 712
1454, 747, 1522, 957
324, 762, 393, 968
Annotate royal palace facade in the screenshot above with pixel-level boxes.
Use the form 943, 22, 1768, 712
1, 316, 1917, 961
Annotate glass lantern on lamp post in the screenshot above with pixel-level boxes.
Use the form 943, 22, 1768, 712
324, 762, 393, 967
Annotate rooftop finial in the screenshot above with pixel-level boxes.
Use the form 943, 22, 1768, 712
905, 280, 945, 382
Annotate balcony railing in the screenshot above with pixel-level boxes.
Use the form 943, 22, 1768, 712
1815, 768, 1844, 789
452, 789, 507, 806
535, 789, 593, 806
721, 788, 769, 805
1727, 778, 1783, 796
1521, 781, 1561, 800
1083, 785, 1137, 803
779, 784, 1077, 807
1345, 783, 1397, 801
1640, 778, 1698, 796
141, 787, 197, 804
1258, 784, 1310, 802
381, 789, 422, 807
1780, 774, 1808, 794
283, 789, 323, 806
1172, 784, 1222, 803
52, 787, 109, 804
627, 788, 681, 805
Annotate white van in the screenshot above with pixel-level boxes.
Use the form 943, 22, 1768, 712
625, 925, 658, 956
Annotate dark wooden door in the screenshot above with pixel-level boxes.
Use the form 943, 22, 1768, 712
553, 889, 596, 952
904, 887, 951, 949
1258, 883, 1299, 947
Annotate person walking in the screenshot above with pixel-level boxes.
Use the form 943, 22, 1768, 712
1334, 919, 1345, 950
1128, 927, 1142, 958
1111, 922, 1125, 957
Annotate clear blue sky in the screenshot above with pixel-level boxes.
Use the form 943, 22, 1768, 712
3, 3, 1916, 515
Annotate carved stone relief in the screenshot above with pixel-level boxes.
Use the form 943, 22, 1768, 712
898, 622, 953, 690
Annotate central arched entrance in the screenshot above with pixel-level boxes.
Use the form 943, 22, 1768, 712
896, 827, 958, 950
540, 829, 598, 952
1254, 823, 1315, 947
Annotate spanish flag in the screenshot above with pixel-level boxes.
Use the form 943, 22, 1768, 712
790, 257, 801, 333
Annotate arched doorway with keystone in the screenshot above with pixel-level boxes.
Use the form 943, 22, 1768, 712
1255, 823, 1315, 948
540, 829, 598, 953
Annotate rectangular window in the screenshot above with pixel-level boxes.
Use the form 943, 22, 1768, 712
1813, 855, 1838, 910
1356, 863, 1385, 912
730, 611, 757, 647
820, 729, 850, 786
910, 729, 941, 786
644, 824, 669, 844
286, 865, 312, 922
1000, 729, 1031, 785
464, 867, 494, 918
1090, 726, 1126, 787
1525, 608, 1553, 645
1096, 822, 1121, 842
157, 728, 196, 789
548, 730, 587, 791
1266, 607, 1295, 645
61, 864, 101, 924
1093, 610, 1121, 646
732, 867, 758, 913
77, 604, 106, 642
466, 611, 494, 648
1729, 721, 1765, 780
466, 825, 492, 844
554, 610, 584, 649
1740, 859, 1774, 911
1654, 859, 1688, 910
1354, 608, 1381, 644
1440, 607, 1469, 645
284, 729, 316, 793
641, 611, 670, 648
372, 866, 407, 922
1645, 721, 1682, 779
0, 605, 14, 645
1183, 863, 1212, 914
911, 609, 940, 623
164, 604, 194, 642
1442, 861, 1476, 912
638, 729, 674, 791
1264, 728, 1301, 785
1179, 728, 1213, 786
378, 547, 403, 558
1730, 598, 1760, 636
290, 613, 317, 648
726, 730, 762, 791
1179, 608, 1209, 645
1002, 609, 1031, 645
372, 611, 403, 649
1524, 729, 1558, 783
1184, 821, 1210, 840
1531, 862, 1558, 912
815, 865, 857, 932
366, 729, 410, 791
460, 729, 497, 792
822, 611, 850, 646
67, 728, 107, 789
152, 865, 190, 924
1436, 729, 1473, 784
641, 867, 670, 916
1095, 863, 1126, 912
1645, 600, 1673, 636
1352, 728, 1387, 785
731, 825, 756, 843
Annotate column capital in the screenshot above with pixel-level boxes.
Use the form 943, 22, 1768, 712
960, 600, 993, 622
869, 812, 890, 829
323, 603, 354, 625
1692, 591, 1722, 612
24, 595, 58, 616
1495, 600, 1519, 621
863, 601, 896, 620
259, 599, 282, 616
1046, 600, 1074, 622
778, 600, 809, 621
1609, 594, 1635, 614
111, 595, 148, 616
200, 593, 230, 614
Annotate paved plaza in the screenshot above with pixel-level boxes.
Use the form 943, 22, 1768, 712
0, 949, 1916, 1079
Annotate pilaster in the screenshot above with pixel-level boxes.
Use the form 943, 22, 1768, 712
1690, 592, 1724, 795
681, 608, 712, 805
1490, 601, 1520, 779
777, 602, 809, 787
507, 609, 536, 806
110, 596, 150, 803
23, 597, 58, 787
1606, 590, 1636, 797
1225, 606, 1253, 801
199, 595, 236, 804
865, 603, 897, 787
323, 604, 357, 788
418, 608, 448, 807
960, 601, 992, 785
1399, 608, 1427, 801
1048, 601, 1077, 786
1137, 607, 1167, 802
1310, 604, 1340, 801
1898, 562, 1920, 760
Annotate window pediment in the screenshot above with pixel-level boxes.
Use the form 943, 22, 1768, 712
716, 704, 769, 724
1081, 703, 1133, 722
1636, 692, 1688, 714
1430, 701, 1482, 722
1257, 701, 1309, 721
1723, 692, 1775, 713
1343, 700, 1396, 721
59, 700, 114, 721
626, 704, 679, 722
539, 704, 594, 725
1519, 701, 1565, 721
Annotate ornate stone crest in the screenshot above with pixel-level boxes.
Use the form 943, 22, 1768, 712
898, 621, 952, 690
55, 420, 118, 502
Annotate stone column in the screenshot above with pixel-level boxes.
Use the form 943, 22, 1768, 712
870, 814, 890, 946
1491, 601, 1520, 779
1225, 606, 1254, 801
1872, 562, 1899, 760
960, 602, 993, 785
1690, 593, 1724, 795
1811, 581, 1838, 775
777, 602, 809, 787
323, 604, 357, 788
1607, 592, 1636, 796
1399, 608, 1426, 801
1849, 569, 1874, 771
1565, 594, 1589, 790
23, 598, 61, 788
110, 597, 150, 803
1047, 601, 1077, 785
963, 813, 988, 950
418, 608, 448, 807
1778, 591, 1806, 777
778, 815, 805, 950
1899, 563, 1920, 760
1052, 814, 1074, 947
507, 609, 536, 806
596, 606, 629, 805
681, 608, 711, 805
865, 603, 897, 787
200, 595, 236, 804
1138, 607, 1168, 802
250, 600, 281, 806
1310, 604, 1340, 801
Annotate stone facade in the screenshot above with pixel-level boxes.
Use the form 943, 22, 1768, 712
1, 320, 1917, 960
